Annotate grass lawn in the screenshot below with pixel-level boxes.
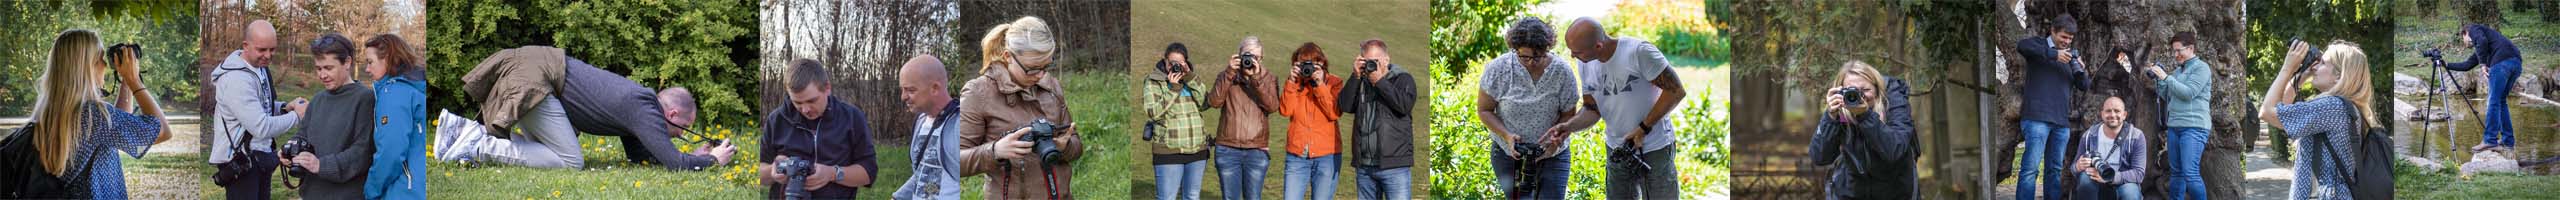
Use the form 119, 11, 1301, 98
1128, 0, 1434, 199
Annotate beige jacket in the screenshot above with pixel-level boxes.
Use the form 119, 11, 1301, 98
954, 68, 1084, 199
461, 46, 567, 131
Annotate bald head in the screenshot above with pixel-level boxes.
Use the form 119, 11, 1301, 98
1565, 17, 1612, 63
243, 20, 279, 67
899, 55, 952, 115
658, 87, 698, 136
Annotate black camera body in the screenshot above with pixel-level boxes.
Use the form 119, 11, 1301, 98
280, 138, 317, 175
1014, 119, 1067, 165
1360, 60, 1380, 74
1511, 142, 1548, 189
775, 156, 816, 199
1837, 87, 1865, 107
1511, 142, 1546, 161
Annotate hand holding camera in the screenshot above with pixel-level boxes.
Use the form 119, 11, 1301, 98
1827, 86, 1867, 122
774, 156, 817, 199
999, 119, 1071, 165
279, 138, 318, 175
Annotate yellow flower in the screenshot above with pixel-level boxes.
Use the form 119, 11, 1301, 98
634, 180, 644, 187
552, 190, 561, 197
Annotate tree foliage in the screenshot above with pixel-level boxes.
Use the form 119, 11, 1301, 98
0, 1, 201, 117
428, 0, 760, 129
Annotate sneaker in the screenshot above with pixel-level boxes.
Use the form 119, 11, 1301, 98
2472, 143, 2500, 153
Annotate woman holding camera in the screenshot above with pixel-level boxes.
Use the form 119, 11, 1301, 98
1806, 61, 1915, 200
1145, 42, 1211, 200
0, 30, 171, 199
1475, 17, 1579, 200
955, 17, 1084, 199
2259, 40, 2375, 200
1277, 42, 1345, 200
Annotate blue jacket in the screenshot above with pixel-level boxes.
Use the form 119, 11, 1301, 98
2447, 24, 2521, 71
367, 73, 428, 200
2158, 57, 2214, 128
2015, 36, 2090, 125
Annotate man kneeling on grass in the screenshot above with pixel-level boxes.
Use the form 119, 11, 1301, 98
436, 46, 737, 171
759, 59, 879, 198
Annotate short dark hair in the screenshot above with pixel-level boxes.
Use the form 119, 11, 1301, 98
1507, 17, 1555, 51
2049, 14, 2078, 35
310, 33, 356, 63
2171, 31, 2196, 47
788, 59, 830, 91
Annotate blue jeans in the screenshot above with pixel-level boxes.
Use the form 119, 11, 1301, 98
1491, 146, 1570, 200
1216, 146, 1269, 200
2073, 173, 2142, 200
1157, 160, 1209, 200
2019, 120, 2071, 200
2164, 127, 2211, 200
1281, 154, 1338, 200
2484, 59, 2521, 147
1353, 166, 1411, 200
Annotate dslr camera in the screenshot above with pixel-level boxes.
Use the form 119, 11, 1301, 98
1013, 119, 1068, 165
280, 138, 318, 175
1836, 86, 1866, 107
774, 156, 817, 199
1231, 54, 1261, 84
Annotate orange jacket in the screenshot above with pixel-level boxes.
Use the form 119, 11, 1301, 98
1280, 74, 1344, 157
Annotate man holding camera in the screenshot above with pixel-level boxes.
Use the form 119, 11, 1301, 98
281, 33, 379, 200
2135, 32, 2212, 200
1210, 36, 1281, 199
955, 17, 1084, 199
759, 59, 878, 199
1555, 17, 1687, 200
1340, 39, 1419, 199
210, 20, 305, 199
2011, 14, 2091, 200
2073, 97, 2147, 200
2428, 24, 2523, 153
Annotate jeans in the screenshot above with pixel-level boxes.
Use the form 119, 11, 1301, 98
1608, 146, 1679, 200
1215, 146, 1269, 200
2165, 127, 2211, 200
2072, 173, 2142, 200
2484, 59, 2521, 147
1281, 154, 1338, 200
1353, 166, 1411, 200
1157, 160, 1209, 200
1491, 145, 1570, 200
220, 150, 277, 200
2019, 120, 2072, 200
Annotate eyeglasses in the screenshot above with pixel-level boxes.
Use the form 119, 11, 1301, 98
1008, 50, 1052, 76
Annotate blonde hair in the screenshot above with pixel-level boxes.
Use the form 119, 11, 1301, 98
2319, 41, 2379, 127
1837, 61, 1885, 111
979, 17, 1056, 73
34, 29, 104, 176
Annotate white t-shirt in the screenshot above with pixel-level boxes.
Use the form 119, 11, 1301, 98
1580, 39, 1677, 151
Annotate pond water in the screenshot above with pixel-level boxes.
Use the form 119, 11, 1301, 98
2396, 95, 2560, 174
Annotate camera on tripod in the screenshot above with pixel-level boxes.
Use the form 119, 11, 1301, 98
775, 156, 816, 199
280, 138, 317, 175
2422, 48, 2448, 67
1013, 119, 1068, 165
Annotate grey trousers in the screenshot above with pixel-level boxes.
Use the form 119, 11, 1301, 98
1607, 146, 1678, 200
437, 97, 585, 168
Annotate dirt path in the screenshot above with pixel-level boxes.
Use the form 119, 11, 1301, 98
124, 123, 204, 199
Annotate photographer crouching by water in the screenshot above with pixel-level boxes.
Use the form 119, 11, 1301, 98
1807, 61, 1916, 200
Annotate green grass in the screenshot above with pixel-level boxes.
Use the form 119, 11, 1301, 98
425, 133, 762, 199
2395, 159, 2560, 199
1128, 0, 1434, 199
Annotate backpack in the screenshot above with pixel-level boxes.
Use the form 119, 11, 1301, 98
0, 123, 93, 199
2309, 105, 2392, 200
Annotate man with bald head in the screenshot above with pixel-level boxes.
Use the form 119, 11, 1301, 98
1555, 16, 1686, 200
893, 55, 966, 199
210, 19, 305, 199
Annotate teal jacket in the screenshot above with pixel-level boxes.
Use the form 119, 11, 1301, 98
367, 73, 428, 200
2158, 57, 2214, 129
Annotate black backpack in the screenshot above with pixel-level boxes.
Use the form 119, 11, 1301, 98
2309, 106, 2392, 200
0, 123, 93, 199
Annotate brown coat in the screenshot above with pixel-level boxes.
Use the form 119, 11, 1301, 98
461, 46, 566, 131
955, 68, 1084, 199
1207, 68, 1279, 148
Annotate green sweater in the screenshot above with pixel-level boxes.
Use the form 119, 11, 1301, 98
2158, 57, 2214, 128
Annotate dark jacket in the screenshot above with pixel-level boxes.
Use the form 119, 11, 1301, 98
2447, 24, 2521, 71
292, 82, 376, 200
2014, 36, 2090, 125
556, 58, 714, 170
1810, 76, 1917, 199
1341, 64, 1418, 169
2073, 123, 2148, 185
760, 96, 877, 198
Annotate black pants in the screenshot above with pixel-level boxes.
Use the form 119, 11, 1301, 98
219, 150, 278, 200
